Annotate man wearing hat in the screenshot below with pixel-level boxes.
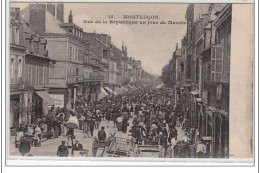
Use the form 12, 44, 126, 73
72, 139, 83, 151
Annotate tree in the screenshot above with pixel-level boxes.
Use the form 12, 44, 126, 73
161, 64, 171, 87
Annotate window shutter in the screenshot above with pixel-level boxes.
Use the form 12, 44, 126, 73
211, 44, 223, 82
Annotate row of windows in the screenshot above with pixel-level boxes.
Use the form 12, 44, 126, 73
10, 26, 20, 45
28, 64, 48, 87
68, 67, 80, 75
68, 45, 81, 62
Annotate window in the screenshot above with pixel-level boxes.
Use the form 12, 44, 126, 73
72, 46, 74, 59
76, 68, 79, 81
15, 28, 19, 45
34, 41, 39, 54
10, 26, 14, 44
10, 58, 15, 80
36, 66, 39, 86
18, 58, 22, 78
103, 49, 107, 59
74, 47, 76, 60
43, 67, 47, 86
211, 44, 223, 82
69, 46, 72, 59
28, 64, 32, 85
76, 48, 79, 60
186, 55, 192, 79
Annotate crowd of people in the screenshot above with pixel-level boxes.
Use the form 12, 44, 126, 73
14, 86, 208, 158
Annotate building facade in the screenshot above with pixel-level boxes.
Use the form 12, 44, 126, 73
10, 7, 51, 127
161, 3, 230, 158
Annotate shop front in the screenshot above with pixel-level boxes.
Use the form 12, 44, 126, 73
10, 84, 34, 127
213, 111, 229, 158
49, 87, 67, 109
34, 90, 55, 119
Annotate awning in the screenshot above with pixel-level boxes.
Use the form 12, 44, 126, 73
190, 91, 199, 95
104, 87, 118, 95
101, 87, 109, 96
131, 85, 137, 90
36, 91, 54, 105
121, 86, 128, 92
155, 83, 164, 89
129, 85, 136, 90
195, 98, 202, 102
127, 85, 133, 89
98, 87, 109, 100
115, 87, 124, 94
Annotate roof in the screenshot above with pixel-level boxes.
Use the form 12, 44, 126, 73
45, 11, 66, 34
20, 5, 66, 34
20, 6, 30, 23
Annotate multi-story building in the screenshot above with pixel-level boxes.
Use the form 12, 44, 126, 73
200, 4, 231, 158
10, 7, 52, 127
21, 3, 104, 107
161, 3, 230, 158
17, 2, 156, 105
172, 43, 182, 106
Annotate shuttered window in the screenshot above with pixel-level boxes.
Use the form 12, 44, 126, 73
15, 28, 19, 45
39, 65, 43, 86
211, 44, 223, 82
28, 64, 32, 85
18, 58, 22, 78
10, 58, 15, 82
69, 46, 72, 59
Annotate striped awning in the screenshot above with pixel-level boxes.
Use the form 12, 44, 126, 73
104, 87, 118, 95
36, 91, 54, 105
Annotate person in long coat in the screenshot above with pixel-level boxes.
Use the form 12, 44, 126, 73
122, 116, 128, 133
57, 140, 69, 157
89, 118, 95, 137
19, 137, 31, 156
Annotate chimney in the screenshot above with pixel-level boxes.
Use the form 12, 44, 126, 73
125, 46, 128, 57
69, 10, 73, 23
10, 7, 20, 20
56, 3, 64, 23
122, 42, 125, 52
15, 8, 20, 20
176, 43, 178, 50
29, 5, 46, 35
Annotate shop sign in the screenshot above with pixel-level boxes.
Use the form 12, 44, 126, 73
202, 91, 209, 104
77, 86, 82, 96
49, 88, 66, 94
49, 94, 64, 108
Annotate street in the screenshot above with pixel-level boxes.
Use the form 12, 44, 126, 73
10, 116, 187, 157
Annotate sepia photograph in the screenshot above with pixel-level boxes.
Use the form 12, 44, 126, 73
6, 1, 254, 163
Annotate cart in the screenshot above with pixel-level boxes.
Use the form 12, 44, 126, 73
136, 144, 160, 157
106, 136, 132, 157
92, 140, 108, 157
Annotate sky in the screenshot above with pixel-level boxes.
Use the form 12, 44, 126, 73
10, 3, 188, 75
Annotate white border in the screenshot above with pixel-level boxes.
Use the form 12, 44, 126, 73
2, 0, 259, 170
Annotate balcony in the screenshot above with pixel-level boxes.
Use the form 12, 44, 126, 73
67, 74, 84, 83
